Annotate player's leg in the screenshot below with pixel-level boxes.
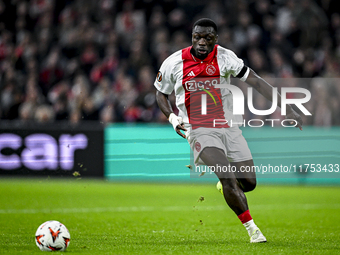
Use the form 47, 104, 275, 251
199, 147, 248, 215
200, 147, 266, 243
222, 127, 266, 243
188, 128, 266, 242
232, 159, 257, 192
224, 127, 257, 193
230, 160, 266, 243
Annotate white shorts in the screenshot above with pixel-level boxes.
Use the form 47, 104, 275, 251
186, 127, 252, 165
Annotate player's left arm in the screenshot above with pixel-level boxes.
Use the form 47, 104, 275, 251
244, 67, 303, 130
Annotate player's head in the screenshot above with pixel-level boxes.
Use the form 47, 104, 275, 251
191, 18, 218, 60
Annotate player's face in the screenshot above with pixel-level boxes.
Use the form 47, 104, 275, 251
192, 26, 218, 60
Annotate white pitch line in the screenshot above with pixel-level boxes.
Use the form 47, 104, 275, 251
0, 206, 225, 214
0, 204, 340, 214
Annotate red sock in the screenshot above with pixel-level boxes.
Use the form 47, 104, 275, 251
237, 209, 252, 224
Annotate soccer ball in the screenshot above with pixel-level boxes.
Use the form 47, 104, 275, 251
35, 220, 70, 251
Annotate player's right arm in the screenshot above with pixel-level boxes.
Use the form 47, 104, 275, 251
154, 52, 187, 139
155, 91, 187, 138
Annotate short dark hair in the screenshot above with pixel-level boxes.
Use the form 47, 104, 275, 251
192, 18, 218, 34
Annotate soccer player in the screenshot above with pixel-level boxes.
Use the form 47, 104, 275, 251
154, 18, 302, 243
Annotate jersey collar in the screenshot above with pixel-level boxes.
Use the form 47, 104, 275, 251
183, 45, 218, 63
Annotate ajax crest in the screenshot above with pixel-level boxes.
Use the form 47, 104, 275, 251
206, 65, 216, 75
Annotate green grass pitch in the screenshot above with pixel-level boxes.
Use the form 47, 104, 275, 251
0, 178, 339, 254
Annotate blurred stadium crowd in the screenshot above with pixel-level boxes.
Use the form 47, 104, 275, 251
0, 0, 340, 126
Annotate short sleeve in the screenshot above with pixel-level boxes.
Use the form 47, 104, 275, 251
154, 57, 175, 95
217, 46, 250, 81
227, 50, 245, 78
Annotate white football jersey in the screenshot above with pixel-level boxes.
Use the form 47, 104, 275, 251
154, 45, 249, 131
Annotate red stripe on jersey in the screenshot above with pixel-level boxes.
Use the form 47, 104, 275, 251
182, 45, 229, 129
